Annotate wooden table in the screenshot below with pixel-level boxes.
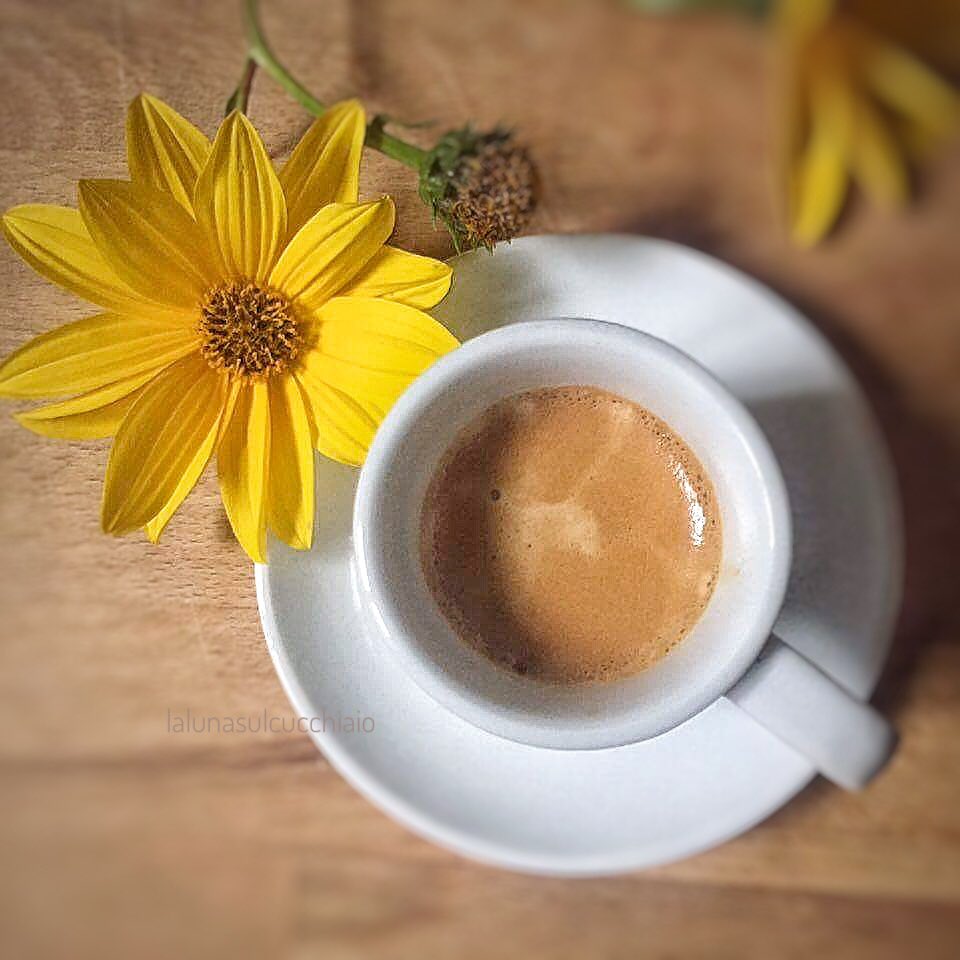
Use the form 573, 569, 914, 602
1, 1, 958, 957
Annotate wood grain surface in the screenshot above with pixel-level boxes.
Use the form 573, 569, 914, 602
1, 1, 958, 957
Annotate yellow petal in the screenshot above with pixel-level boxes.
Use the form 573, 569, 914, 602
194, 111, 287, 282
78, 179, 215, 308
301, 354, 409, 414
145, 378, 241, 543
776, 0, 835, 38
15, 370, 156, 439
279, 99, 365, 241
126, 93, 211, 212
296, 373, 378, 466
102, 355, 227, 535
267, 376, 314, 550
299, 296, 459, 412
0, 313, 198, 398
337, 246, 453, 309
850, 98, 909, 209
790, 70, 854, 247
861, 32, 960, 140
318, 296, 460, 369
1, 205, 165, 315
270, 199, 394, 312
217, 380, 270, 563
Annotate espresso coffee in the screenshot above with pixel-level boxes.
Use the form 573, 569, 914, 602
419, 386, 722, 684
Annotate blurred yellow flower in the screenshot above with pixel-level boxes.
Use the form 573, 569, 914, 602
777, 0, 960, 246
0, 95, 457, 561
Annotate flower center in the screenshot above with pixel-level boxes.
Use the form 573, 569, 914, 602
198, 282, 300, 378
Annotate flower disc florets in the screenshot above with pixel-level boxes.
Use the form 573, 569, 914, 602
199, 282, 300, 379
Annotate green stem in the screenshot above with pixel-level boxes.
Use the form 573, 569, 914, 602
364, 121, 430, 168
242, 0, 428, 170
224, 57, 257, 115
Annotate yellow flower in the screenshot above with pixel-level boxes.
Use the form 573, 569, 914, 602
0, 95, 458, 561
777, 0, 960, 246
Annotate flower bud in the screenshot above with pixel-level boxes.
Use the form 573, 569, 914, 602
418, 127, 538, 252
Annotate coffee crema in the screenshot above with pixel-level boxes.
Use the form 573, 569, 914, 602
418, 386, 722, 684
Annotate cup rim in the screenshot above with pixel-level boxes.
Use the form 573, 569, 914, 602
353, 318, 792, 749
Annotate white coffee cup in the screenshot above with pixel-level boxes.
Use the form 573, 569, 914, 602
353, 319, 895, 790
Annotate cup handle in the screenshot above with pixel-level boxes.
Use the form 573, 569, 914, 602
723, 636, 896, 790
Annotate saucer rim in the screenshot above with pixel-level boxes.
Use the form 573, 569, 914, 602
259, 569, 819, 876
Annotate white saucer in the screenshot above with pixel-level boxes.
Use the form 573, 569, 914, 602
256, 235, 902, 876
